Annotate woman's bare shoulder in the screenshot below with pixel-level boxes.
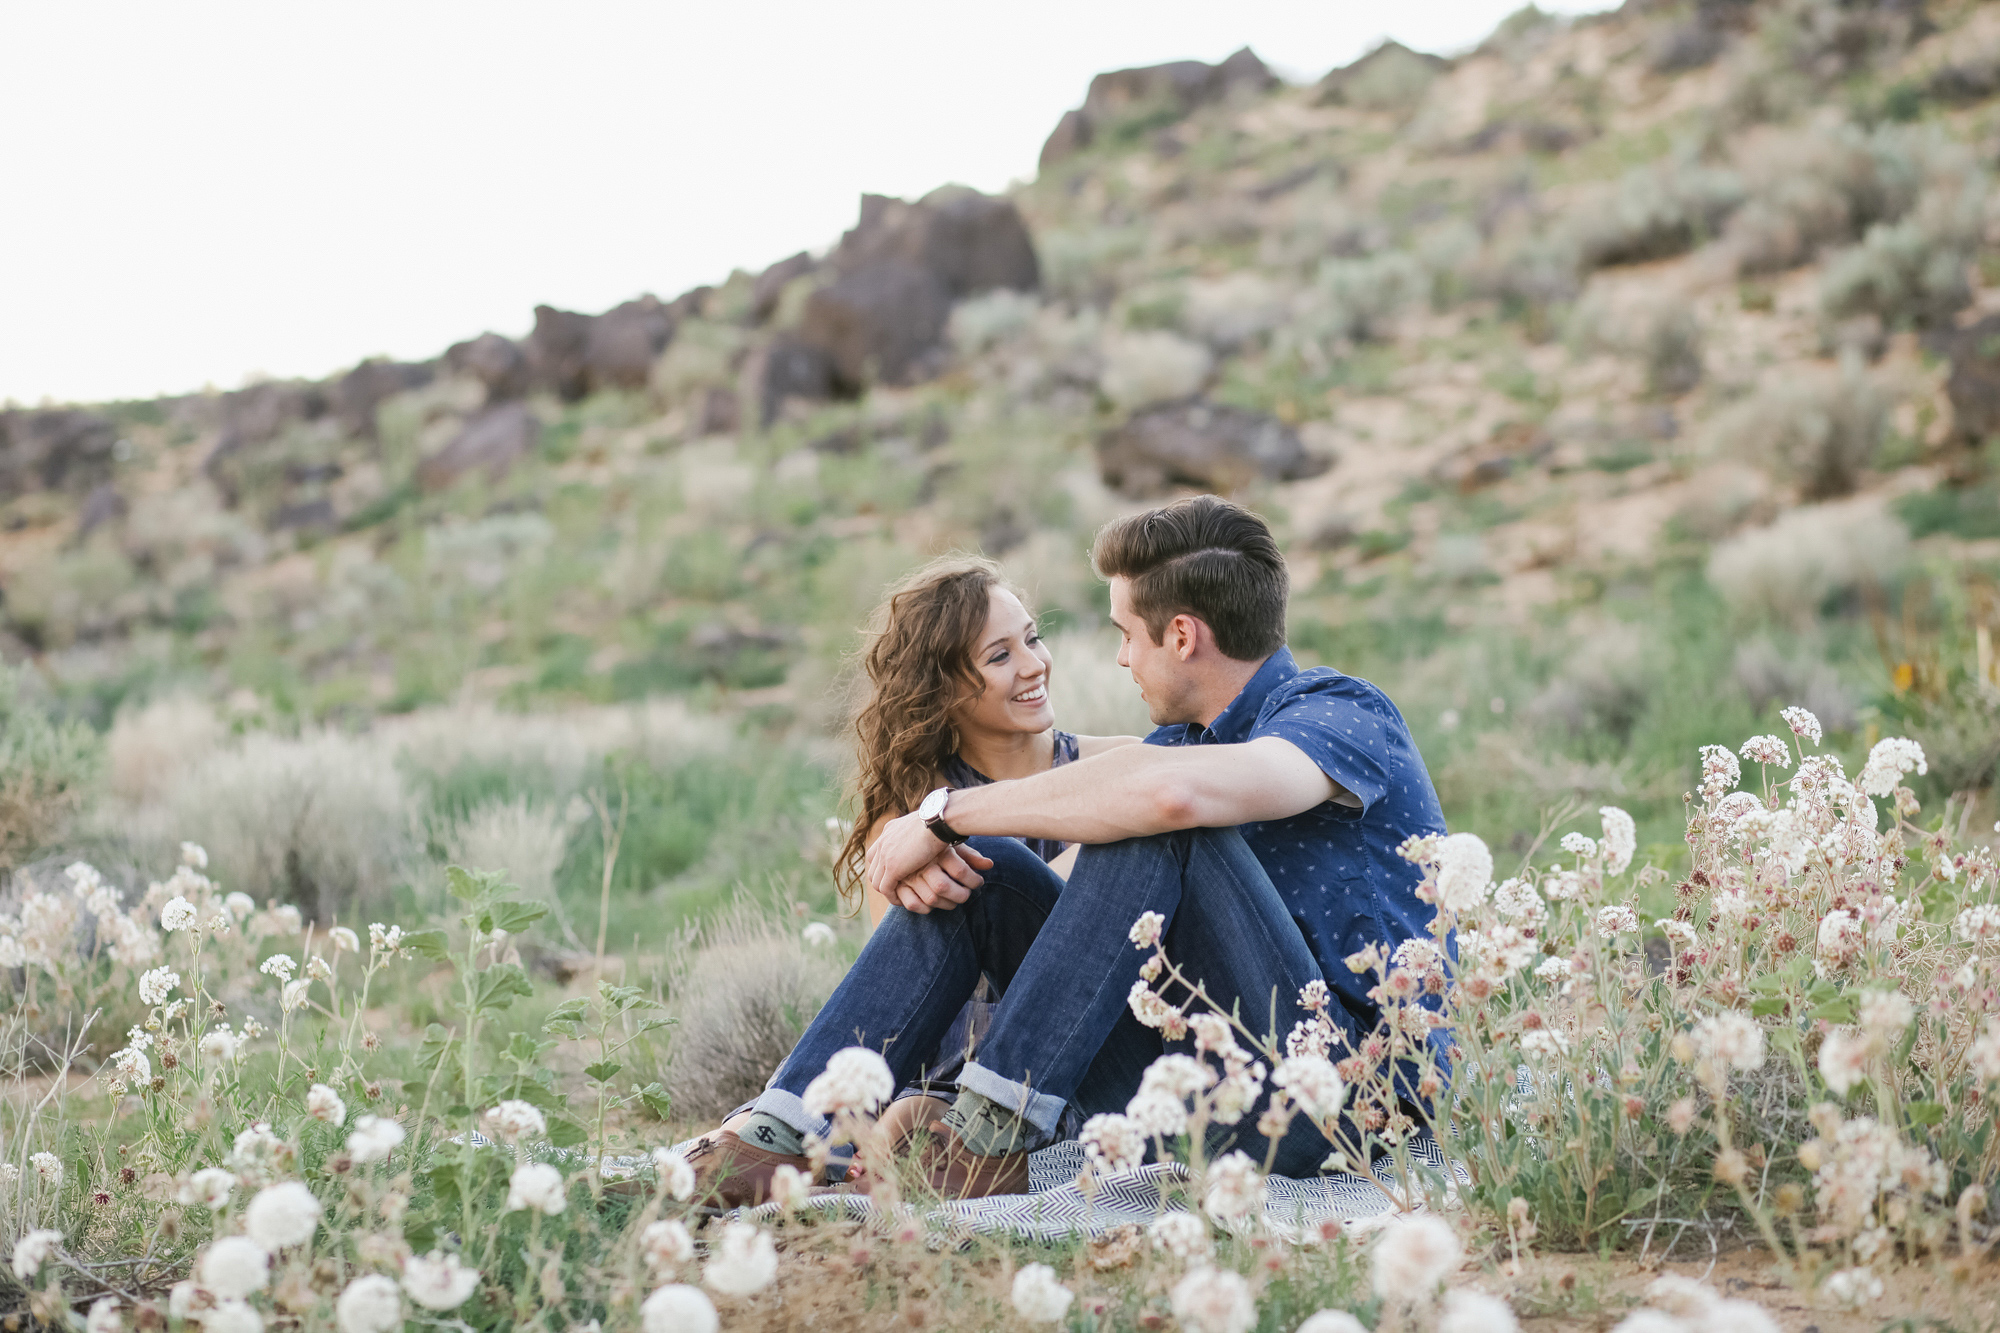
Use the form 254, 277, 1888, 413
1074, 734, 1144, 758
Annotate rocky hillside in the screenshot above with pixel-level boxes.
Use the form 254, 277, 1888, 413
5, 0, 2000, 849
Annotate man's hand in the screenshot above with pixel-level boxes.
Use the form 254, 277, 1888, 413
865, 812, 994, 914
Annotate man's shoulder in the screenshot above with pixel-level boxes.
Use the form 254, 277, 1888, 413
1260, 665, 1398, 717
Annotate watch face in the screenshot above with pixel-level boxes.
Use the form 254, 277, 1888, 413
919, 788, 949, 821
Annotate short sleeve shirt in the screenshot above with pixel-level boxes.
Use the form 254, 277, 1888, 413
1144, 647, 1447, 1034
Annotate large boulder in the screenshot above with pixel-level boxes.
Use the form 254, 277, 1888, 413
1096, 400, 1329, 496
416, 403, 540, 492
524, 296, 679, 401
444, 333, 530, 403
0, 408, 118, 501
333, 358, 433, 438
1948, 314, 2000, 446
751, 252, 816, 324
1039, 47, 1276, 170
798, 187, 1039, 392
203, 381, 329, 502
741, 334, 836, 426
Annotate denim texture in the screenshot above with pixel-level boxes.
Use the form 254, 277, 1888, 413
755, 827, 1348, 1176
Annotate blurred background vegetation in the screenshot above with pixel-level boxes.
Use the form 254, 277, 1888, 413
5, 0, 2000, 979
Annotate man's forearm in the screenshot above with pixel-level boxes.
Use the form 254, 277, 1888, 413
942, 744, 1201, 845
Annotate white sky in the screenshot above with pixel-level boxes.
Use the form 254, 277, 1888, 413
0, 1, 1609, 407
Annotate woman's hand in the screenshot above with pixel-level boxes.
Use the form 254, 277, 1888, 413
866, 812, 992, 913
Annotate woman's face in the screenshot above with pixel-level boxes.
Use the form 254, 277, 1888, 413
953, 587, 1055, 738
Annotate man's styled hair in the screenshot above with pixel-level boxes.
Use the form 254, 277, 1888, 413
1091, 495, 1287, 661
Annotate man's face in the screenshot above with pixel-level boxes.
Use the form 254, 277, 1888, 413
1108, 577, 1200, 726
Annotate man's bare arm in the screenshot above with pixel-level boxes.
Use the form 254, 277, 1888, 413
864, 737, 1349, 905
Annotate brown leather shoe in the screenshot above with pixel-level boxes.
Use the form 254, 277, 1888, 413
909, 1121, 1031, 1199
683, 1130, 812, 1208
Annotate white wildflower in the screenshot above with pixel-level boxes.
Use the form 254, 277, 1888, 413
702, 1222, 777, 1296
258, 954, 296, 983
334, 1274, 402, 1333
652, 1146, 696, 1201
182, 1167, 238, 1210
160, 897, 197, 932
1521, 1028, 1569, 1059
1822, 1268, 1883, 1308
198, 1236, 270, 1298
1968, 1019, 2000, 1083
1273, 1056, 1348, 1120
642, 1285, 717, 1333
11, 1228, 61, 1279
244, 1180, 322, 1249
199, 1026, 241, 1062
1493, 877, 1543, 920
1149, 1211, 1212, 1261
1079, 1113, 1146, 1175
1599, 805, 1637, 875
204, 1300, 263, 1333
801, 922, 835, 947
281, 978, 311, 1013
307, 1084, 346, 1126
328, 926, 359, 953
224, 892, 256, 921
640, 1219, 695, 1270
1561, 832, 1599, 860
481, 1100, 546, 1145
1371, 1215, 1461, 1301
1011, 1263, 1074, 1324
1129, 911, 1166, 949
1700, 744, 1741, 799
1857, 989, 1913, 1037
1440, 1289, 1519, 1333
1201, 1151, 1266, 1222
30, 1151, 62, 1184
180, 842, 209, 869
1781, 706, 1823, 746
1955, 905, 2000, 944
401, 1251, 481, 1309
768, 1163, 811, 1209
85, 1296, 121, 1333
504, 1161, 566, 1215
1296, 1314, 1370, 1333
267, 905, 303, 934
1818, 1028, 1874, 1095
1857, 738, 1926, 797
347, 1115, 405, 1164
801, 1046, 895, 1117
1740, 735, 1790, 767
1433, 832, 1493, 912
1170, 1265, 1257, 1333
1694, 1012, 1766, 1073
1596, 905, 1639, 939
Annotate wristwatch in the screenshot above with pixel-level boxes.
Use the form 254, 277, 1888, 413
917, 787, 966, 846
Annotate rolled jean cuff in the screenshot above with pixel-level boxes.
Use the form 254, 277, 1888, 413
958, 1060, 1066, 1139
748, 1088, 831, 1142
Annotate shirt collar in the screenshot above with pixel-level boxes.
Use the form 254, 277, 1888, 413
1195, 646, 1300, 745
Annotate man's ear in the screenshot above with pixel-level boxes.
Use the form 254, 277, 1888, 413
1169, 613, 1203, 661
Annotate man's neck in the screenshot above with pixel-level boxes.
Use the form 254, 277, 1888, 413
1193, 654, 1269, 730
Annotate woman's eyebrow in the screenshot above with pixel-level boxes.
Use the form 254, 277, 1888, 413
983, 624, 1030, 653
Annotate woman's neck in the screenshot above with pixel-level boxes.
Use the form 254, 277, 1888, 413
955, 725, 1055, 783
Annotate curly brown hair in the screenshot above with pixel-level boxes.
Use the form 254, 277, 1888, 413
834, 555, 1020, 906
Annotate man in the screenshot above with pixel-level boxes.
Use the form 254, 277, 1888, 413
690, 494, 1446, 1203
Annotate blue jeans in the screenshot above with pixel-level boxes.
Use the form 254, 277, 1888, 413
754, 828, 1353, 1177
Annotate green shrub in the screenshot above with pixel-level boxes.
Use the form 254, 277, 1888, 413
0, 667, 98, 871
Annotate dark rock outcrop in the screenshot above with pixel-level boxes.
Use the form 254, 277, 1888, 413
797, 188, 1039, 392
742, 335, 836, 426
444, 333, 530, 403
203, 382, 329, 501
1947, 314, 2000, 446
74, 482, 127, 538
416, 403, 540, 491
525, 295, 678, 402
333, 359, 433, 438
0, 408, 118, 501
1039, 48, 1276, 170
1096, 401, 1329, 496
751, 252, 816, 324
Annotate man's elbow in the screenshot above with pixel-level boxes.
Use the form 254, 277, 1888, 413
1148, 778, 1204, 831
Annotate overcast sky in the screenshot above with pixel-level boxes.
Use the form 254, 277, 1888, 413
0, 1, 1610, 407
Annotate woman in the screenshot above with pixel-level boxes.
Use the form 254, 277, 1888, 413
724, 555, 1138, 1153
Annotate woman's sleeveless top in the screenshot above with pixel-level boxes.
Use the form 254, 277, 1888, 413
937, 730, 1079, 863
